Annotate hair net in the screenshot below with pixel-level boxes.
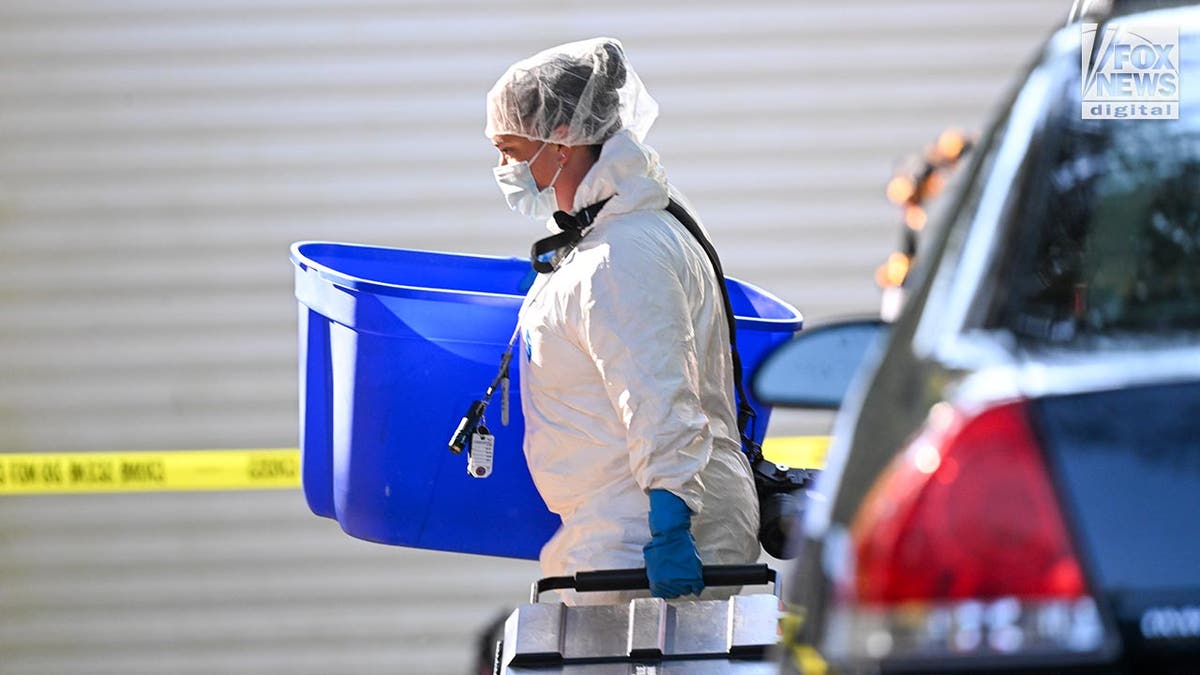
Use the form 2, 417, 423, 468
485, 37, 659, 147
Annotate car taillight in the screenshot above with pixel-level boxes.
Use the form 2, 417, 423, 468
824, 400, 1110, 666
855, 400, 1084, 602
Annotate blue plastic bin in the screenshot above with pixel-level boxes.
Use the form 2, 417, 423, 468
292, 241, 802, 560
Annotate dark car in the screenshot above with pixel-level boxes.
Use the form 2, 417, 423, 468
754, 3, 1200, 673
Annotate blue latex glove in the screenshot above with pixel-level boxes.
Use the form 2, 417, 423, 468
643, 489, 705, 598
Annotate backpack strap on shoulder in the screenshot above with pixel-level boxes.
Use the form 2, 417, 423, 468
663, 199, 763, 465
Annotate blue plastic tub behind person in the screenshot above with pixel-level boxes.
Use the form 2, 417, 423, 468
292, 242, 803, 560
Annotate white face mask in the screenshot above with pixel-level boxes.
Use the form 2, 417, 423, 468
493, 143, 564, 222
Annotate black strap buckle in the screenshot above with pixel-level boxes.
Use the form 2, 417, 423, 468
529, 198, 612, 273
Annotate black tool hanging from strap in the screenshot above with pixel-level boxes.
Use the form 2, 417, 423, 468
447, 198, 613, 459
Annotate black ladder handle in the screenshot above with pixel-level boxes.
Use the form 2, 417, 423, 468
530, 564, 776, 603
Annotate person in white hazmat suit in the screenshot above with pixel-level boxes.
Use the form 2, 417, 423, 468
485, 37, 760, 604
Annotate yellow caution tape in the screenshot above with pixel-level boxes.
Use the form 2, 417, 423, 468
0, 437, 827, 495
0, 449, 300, 495
762, 435, 828, 472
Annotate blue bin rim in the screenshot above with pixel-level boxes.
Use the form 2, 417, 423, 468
725, 278, 803, 332
291, 240, 803, 332
291, 240, 529, 303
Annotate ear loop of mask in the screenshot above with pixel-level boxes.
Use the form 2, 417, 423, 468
498, 143, 566, 222
522, 142, 566, 189
543, 149, 566, 190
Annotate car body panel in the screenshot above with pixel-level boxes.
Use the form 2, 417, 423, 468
1033, 382, 1200, 661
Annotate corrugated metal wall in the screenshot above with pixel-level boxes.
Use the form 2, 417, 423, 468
0, 2, 1062, 673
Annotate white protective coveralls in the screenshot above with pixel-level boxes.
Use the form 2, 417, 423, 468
518, 128, 761, 602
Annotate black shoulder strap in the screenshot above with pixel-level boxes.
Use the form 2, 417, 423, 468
664, 198, 763, 465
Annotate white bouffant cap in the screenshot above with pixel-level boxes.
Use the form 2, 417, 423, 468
485, 37, 659, 146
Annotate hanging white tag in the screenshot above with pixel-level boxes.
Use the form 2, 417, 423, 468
468, 429, 494, 479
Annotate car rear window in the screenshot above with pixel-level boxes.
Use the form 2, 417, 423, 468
984, 31, 1200, 343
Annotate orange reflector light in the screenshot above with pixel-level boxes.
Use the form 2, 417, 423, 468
904, 205, 927, 231
875, 253, 911, 288
886, 176, 915, 205
937, 128, 967, 160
